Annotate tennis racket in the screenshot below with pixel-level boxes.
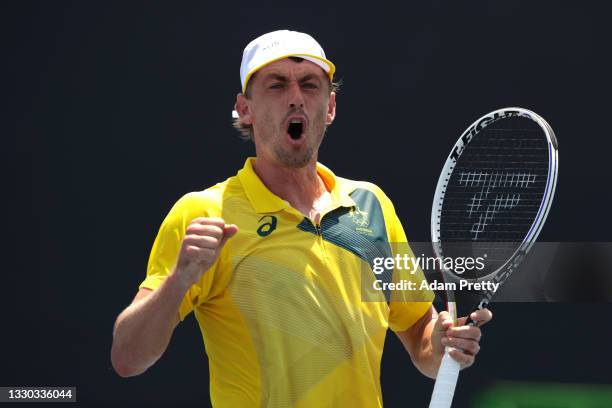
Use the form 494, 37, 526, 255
428, 107, 559, 407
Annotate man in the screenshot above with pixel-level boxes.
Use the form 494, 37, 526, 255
111, 30, 492, 407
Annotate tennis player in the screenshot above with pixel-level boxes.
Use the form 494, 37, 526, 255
111, 30, 492, 407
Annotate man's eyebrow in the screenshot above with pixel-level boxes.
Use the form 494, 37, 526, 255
262, 73, 323, 83
299, 74, 322, 83
263, 73, 288, 82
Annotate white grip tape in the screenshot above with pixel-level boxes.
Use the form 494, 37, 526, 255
429, 348, 460, 408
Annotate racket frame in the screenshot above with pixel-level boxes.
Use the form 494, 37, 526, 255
431, 107, 558, 308
428, 107, 558, 408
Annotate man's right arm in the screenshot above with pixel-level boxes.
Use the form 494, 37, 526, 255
110, 277, 185, 377
110, 217, 238, 377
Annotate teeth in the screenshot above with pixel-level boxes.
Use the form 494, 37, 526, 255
290, 119, 302, 123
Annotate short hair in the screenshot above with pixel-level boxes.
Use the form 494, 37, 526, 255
233, 57, 341, 141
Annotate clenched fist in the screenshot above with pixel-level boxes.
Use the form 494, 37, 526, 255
174, 217, 238, 288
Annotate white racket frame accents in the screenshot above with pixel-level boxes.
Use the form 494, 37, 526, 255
428, 107, 559, 408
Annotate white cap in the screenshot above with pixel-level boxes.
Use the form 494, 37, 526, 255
239, 30, 336, 94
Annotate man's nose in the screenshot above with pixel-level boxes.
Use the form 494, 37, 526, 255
287, 81, 304, 109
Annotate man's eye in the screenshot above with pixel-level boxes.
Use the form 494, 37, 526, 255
269, 83, 284, 89
302, 83, 318, 89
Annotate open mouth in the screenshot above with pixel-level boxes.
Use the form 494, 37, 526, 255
287, 119, 304, 140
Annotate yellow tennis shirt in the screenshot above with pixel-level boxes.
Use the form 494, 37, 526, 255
140, 158, 433, 407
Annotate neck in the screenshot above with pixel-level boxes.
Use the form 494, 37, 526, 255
252, 157, 329, 211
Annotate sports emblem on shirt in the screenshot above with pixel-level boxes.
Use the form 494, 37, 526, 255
257, 215, 277, 237
348, 207, 370, 228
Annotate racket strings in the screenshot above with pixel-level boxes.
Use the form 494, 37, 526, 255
438, 116, 550, 277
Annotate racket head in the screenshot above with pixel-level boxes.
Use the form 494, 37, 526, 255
431, 108, 558, 313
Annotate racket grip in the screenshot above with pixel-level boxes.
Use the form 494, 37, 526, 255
428, 347, 460, 408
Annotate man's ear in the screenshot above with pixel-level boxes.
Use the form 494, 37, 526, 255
326, 91, 336, 125
235, 94, 253, 125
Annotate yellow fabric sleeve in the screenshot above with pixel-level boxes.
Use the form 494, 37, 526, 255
139, 191, 222, 321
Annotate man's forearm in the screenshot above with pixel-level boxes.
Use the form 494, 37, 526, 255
111, 272, 188, 377
395, 306, 443, 379
409, 317, 443, 379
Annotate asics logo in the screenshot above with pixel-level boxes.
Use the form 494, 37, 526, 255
257, 215, 277, 237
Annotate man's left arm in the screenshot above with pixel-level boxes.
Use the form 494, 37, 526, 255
395, 306, 493, 379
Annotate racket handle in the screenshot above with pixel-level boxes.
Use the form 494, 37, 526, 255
429, 347, 460, 408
